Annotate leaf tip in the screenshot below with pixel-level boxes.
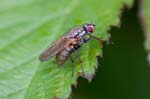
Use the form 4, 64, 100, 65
84, 73, 94, 82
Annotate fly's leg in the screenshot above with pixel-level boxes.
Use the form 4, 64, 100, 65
75, 50, 85, 76
70, 55, 75, 77
83, 33, 107, 43
83, 34, 92, 43
90, 33, 113, 44
83, 37, 91, 43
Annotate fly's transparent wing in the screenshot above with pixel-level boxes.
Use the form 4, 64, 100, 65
39, 36, 75, 61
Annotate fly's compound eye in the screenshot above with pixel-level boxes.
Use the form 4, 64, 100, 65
83, 24, 95, 33
87, 26, 94, 33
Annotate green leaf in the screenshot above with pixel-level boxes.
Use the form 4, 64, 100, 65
0, 0, 133, 99
140, 0, 150, 63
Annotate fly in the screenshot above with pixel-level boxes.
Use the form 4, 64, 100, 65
39, 23, 101, 76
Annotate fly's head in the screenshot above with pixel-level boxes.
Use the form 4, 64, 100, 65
83, 23, 95, 34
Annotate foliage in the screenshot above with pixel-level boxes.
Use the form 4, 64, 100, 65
0, 0, 134, 99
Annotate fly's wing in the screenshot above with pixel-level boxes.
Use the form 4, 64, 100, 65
39, 35, 76, 61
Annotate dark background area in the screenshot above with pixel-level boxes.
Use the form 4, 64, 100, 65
73, 1, 150, 99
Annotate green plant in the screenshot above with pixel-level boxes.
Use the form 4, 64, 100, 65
0, 0, 150, 99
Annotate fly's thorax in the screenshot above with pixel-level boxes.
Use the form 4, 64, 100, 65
75, 33, 89, 47
77, 30, 86, 39
66, 26, 86, 39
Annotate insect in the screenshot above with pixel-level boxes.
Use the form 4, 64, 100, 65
39, 23, 100, 76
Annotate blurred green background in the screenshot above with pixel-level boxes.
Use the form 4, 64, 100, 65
73, 2, 150, 99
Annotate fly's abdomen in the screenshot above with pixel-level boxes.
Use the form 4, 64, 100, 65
56, 47, 72, 64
